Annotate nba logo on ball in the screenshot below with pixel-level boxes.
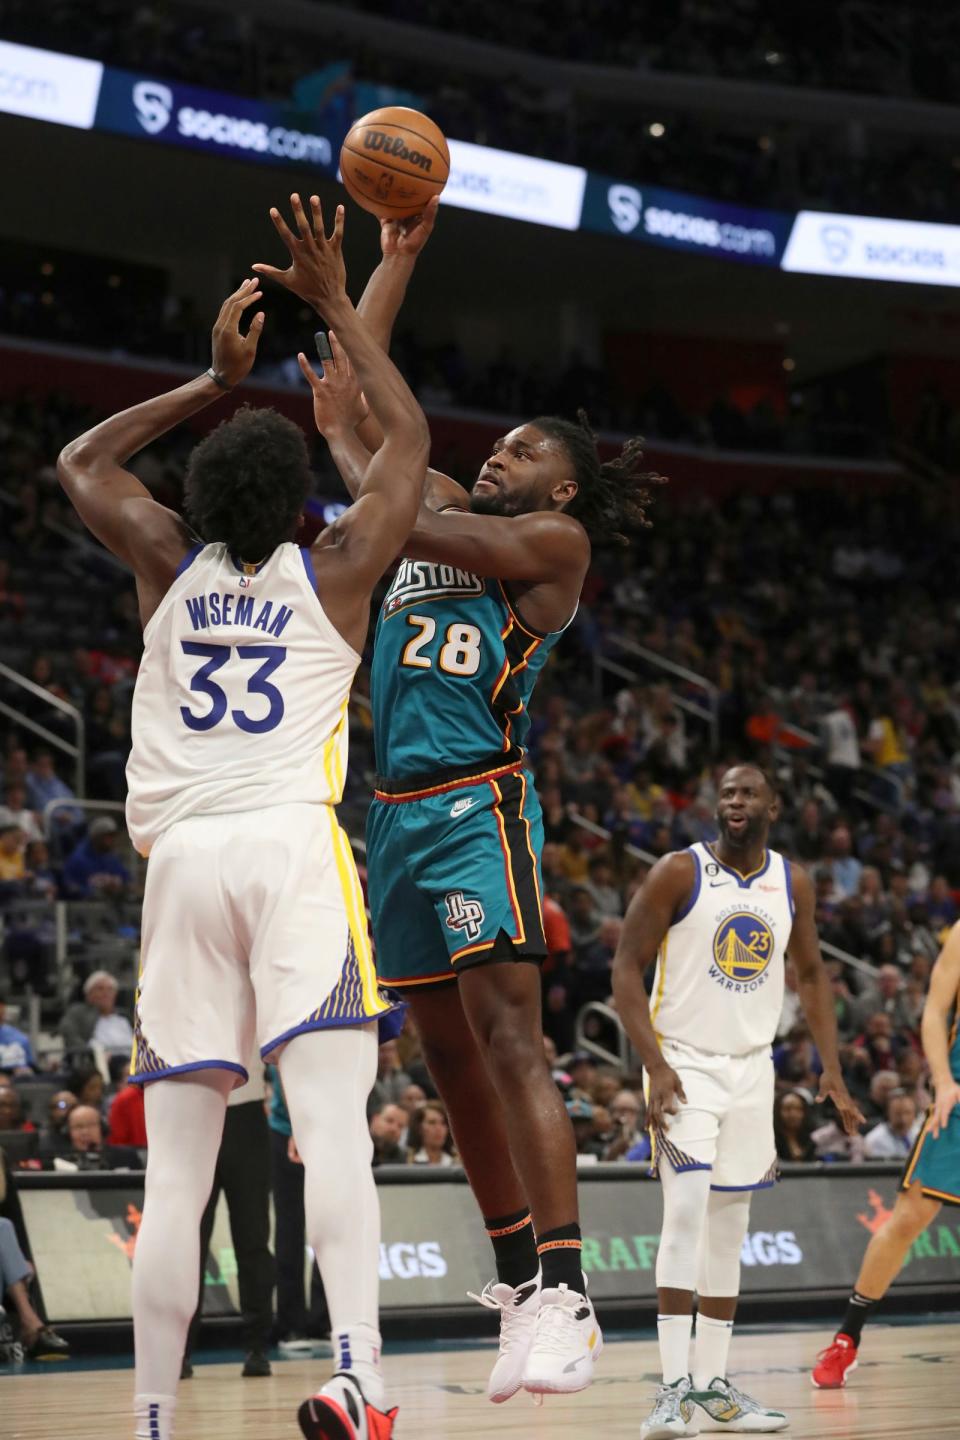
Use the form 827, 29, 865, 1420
712, 911, 774, 984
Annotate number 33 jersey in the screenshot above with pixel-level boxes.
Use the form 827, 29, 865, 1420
371, 560, 567, 783
126, 542, 359, 856
651, 842, 795, 1056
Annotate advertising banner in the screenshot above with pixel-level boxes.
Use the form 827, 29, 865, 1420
442, 138, 587, 230
94, 66, 344, 174
781, 210, 960, 288
580, 172, 792, 266
19, 1168, 959, 1322
0, 38, 102, 129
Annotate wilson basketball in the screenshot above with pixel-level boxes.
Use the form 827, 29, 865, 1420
340, 107, 450, 218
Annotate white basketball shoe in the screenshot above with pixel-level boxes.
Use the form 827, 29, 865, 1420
522, 1282, 603, 1394
468, 1275, 541, 1402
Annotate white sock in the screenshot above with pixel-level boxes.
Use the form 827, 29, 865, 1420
134, 1393, 175, 1440
657, 1313, 693, 1384
332, 1322, 384, 1409
694, 1313, 734, 1388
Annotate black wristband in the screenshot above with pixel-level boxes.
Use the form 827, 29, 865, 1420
205, 366, 233, 391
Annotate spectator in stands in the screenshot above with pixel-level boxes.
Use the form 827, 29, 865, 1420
863, 1091, 922, 1160
820, 697, 861, 805
59, 1104, 140, 1169
407, 1102, 456, 1167
926, 875, 958, 929
896, 1049, 932, 1113
0, 811, 26, 890
582, 856, 623, 918
369, 1103, 407, 1166
0, 1083, 34, 1134
38, 1091, 77, 1161
567, 1053, 598, 1102
824, 824, 863, 900
0, 996, 35, 1073
0, 1212, 69, 1359
368, 1040, 412, 1111
21, 841, 57, 901
567, 1097, 604, 1163
24, 752, 83, 831
792, 799, 827, 862
108, 1076, 147, 1148
59, 970, 133, 1056
603, 1088, 651, 1162
61, 816, 131, 899
774, 1090, 817, 1162
2, 785, 41, 843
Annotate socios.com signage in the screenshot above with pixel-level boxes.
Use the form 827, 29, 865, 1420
782, 210, 960, 287
94, 65, 342, 171
444, 138, 586, 231
0, 38, 102, 129
580, 172, 793, 267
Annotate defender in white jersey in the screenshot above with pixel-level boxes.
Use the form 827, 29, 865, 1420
57, 195, 430, 1440
613, 765, 863, 1437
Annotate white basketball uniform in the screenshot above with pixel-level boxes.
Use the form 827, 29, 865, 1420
126, 541, 393, 1087
649, 841, 794, 1189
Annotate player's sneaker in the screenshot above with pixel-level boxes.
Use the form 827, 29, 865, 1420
298, 1373, 397, 1440
468, 1276, 541, 1403
640, 1376, 698, 1438
690, 1376, 788, 1431
521, 1282, 602, 1394
811, 1333, 858, 1389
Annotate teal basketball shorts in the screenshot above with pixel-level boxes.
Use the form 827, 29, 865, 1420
366, 761, 547, 990
901, 1101, 960, 1206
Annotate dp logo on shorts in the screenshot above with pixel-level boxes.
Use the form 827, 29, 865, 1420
444, 891, 485, 943
713, 912, 774, 983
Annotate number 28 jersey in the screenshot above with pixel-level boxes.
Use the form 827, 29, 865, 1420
371, 560, 568, 782
126, 542, 359, 856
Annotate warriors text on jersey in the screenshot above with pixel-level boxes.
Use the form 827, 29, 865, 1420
371, 559, 567, 782
651, 841, 794, 1056
126, 541, 359, 855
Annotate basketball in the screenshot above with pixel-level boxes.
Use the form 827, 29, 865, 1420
339, 106, 450, 218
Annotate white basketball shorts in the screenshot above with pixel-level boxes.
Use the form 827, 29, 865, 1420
650, 1037, 777, 1191
130, 802, 391, 1087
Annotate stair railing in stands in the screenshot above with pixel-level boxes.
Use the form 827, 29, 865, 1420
592, 635, 720, 753
0, 661, 86, 797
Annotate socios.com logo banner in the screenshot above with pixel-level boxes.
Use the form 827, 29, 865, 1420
94, 66, 342, 171
0, 39, 102, 129
580, 172, 791, 265
444, 138, 586, 230
782, 210, 960, 287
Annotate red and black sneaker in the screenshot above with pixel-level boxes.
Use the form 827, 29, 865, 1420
298, 1373, 398, 1440
811, 1333, 859, 1389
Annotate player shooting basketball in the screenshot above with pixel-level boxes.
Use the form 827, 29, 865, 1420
253, 193, 662, 1400
58, 208, 429, 1440
811, 920, 960, 1389
612, 764, 863, 1437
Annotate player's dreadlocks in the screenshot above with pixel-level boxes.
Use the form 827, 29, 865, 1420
533, 410, 666, 545
184, 406, 311, 561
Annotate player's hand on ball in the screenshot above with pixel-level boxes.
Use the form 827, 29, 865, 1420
210, 278, 265, 387
931, 1078, 960, 1138
297, 331, 369, 437
254, 194, 347, 314
379, 194, 440, 260
817, 1072, 865, 1136
645, 1062, 686, 1132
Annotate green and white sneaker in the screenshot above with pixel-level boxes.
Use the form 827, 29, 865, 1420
640, 1375, 698, 1438
690, 1376, 788, 1432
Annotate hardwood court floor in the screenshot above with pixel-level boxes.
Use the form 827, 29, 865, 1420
3, 1323, 957, 1438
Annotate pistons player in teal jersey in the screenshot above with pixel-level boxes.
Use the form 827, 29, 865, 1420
255, 195, 662, 1401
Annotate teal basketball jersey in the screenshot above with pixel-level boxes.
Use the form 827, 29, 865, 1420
371, 559, 567, 783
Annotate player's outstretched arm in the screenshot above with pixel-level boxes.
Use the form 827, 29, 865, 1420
611, 853, 693, 1130
921, 921, 960, 1137
788, 863, 865, 1135
57, 280, 266, 623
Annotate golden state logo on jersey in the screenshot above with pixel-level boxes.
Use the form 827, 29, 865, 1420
710, 906, 775, 994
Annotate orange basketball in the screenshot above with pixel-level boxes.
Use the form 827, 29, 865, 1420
340, 107, 450, 219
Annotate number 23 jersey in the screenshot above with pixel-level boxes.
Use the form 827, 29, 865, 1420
126, 542, 359, 856
371, 560, 567, 782
651, 841, 795, 1056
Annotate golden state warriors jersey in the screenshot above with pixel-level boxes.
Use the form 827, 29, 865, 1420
126, 542, 359, 855
650, 842, 794, 1056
